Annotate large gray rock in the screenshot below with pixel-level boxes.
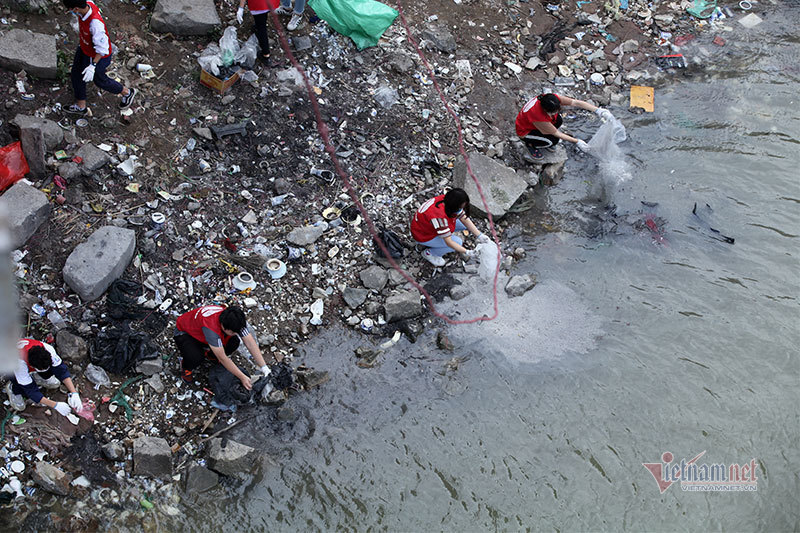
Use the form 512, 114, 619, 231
0, 182, 50, 248
286, 223, 326, 246
20, 126, 46, 179
151, 0, 221, 35
385, 290, 422, 322
359, 266, 388, 291
133, 436, 172, 479
421, 25, 456, 53
12, 114, 63, 151
183, 464, 219, 493
342, 287, 368, 309
505, 274, 537, 297
75, 143, 111, 173
206, 438, 259, 477
453, 152, 527, 219
58, 161, 81, 181
32, 462, 71, 496
0, 30, 57, 79
56, 330, 88, 361
102, 441, 125, 461
62, 226, 136, 302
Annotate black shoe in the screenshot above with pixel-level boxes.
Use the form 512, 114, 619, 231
528, 148, 543, 161
64, 104, 88, 116
120, 87, 137, 109
543, 145, 556, 153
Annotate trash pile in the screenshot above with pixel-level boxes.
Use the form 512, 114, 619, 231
198, 26, 261, 76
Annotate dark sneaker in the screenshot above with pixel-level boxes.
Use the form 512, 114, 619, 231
65, 104, 87, 116
543, 145, 556, 152
120, 87, 137, 109
528, 148, 544, 161
181, 368, 193, 383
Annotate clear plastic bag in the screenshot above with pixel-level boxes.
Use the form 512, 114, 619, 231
219, 26, 241, 68
477, 241, 499, 282
198, 43, 222, 76
85, 363, 111, 388
235, 34, 259, 69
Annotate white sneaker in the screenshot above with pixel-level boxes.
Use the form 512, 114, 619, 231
5, 383, 26, 411
33, 375, 61, 389
274, 5, 291, 15
422, 249, 446, 267
287, 13, 302, 31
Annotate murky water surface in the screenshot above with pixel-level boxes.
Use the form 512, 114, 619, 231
171, 10, 798, 532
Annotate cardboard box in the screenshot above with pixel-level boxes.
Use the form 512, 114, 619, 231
199, 68, 243, 95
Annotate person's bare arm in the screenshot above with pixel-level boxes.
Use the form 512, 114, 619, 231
533, 121, 580, 144
443, 235, 468, 254
62, 377, 77, 394
461, 216, 481, 237
559, 96, 599, 113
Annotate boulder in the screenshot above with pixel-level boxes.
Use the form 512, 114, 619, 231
150, 0, 220, 35
183, 464, 219, 493
19, 127, 45, 179
295, 367, 330, 389
62, 226, 136, 302
206, 438, 259, 477
0, 182, 50, 248
0, 30, 57, 79
359, 266, 388, 291
32, 462, 71, 496
56, 330, 88, 361
133, 436, 172, 479
57, 161, 81, 181
385, 290, 422, 322
453, 152, 527, 219
505, 274, 537, 297
342, 287, 368, 309
421, 25, 456, 53
12, 114, 63, 151
75, 143, 111, 173
286, 223, 326, 246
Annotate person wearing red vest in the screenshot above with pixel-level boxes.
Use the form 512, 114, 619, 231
410, 188, 488, 267
62, 0, 137, 115
175, 304, 281, 390
515, 93, 613, 160
4, 339, 81, 417
236, 0, 281, 67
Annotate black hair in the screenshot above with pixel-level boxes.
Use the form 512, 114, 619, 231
436, 188, 471, 218
220, 306, 247, 333
28, 346, 51, 371
538, 93, 561, 113
63, 0, 88, 9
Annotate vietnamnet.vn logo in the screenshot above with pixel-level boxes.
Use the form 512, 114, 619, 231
643, 451, 759, 493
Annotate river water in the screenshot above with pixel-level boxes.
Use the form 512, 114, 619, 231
174, 9, 798, 532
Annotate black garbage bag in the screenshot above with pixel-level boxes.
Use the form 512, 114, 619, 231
89, 322, 160, 374
106, 279, 169, 334
208, 364, 252, 407
373, 225, 405, 259
270, 362, 294, 390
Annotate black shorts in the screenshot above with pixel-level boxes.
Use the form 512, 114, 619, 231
175, 333, 240, 371
521, 115, 564, 149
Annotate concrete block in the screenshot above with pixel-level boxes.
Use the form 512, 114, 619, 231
0, 182, 50, 248
62, 226, 136, 302
133, 436, 172, 480
0, 29, 57, 79
453, 152, 527, 219
151, 0, 221, 35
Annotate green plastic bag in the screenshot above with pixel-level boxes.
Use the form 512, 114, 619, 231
686, 0, 717, 18
309, 0, 398, 50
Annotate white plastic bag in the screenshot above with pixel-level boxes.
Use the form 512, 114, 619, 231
476, 241, 499, 282
219, 26, 241, 67
235, 34, 260, 69
198, 43, 222, 76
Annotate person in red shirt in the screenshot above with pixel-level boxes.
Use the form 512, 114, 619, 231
62, 0, 136, 115
174, 304, 281, 390
4, 339, 82, 417
235, 0, 281, 67
410, 188, 488, 267
516, 93, 613, 160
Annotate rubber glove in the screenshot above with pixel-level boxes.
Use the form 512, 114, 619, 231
54, 402, 72, 417
237, 6, 244, 23
67, 392, 81, 410
576, 140, 590, 152
595, 108, 614, 121
463, 249, 477, 260
260, 365, 271, 377
477, 233, 490, 244
82, 63, 95, 82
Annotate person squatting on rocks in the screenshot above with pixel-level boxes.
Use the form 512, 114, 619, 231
175, 304, 281, 391
516, 93, 613, 160
5, 339, 82, 417
410, 188, 489, 267
275, 0, 306, 31
62, 0, 136, 115
236, 0, 281, 67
